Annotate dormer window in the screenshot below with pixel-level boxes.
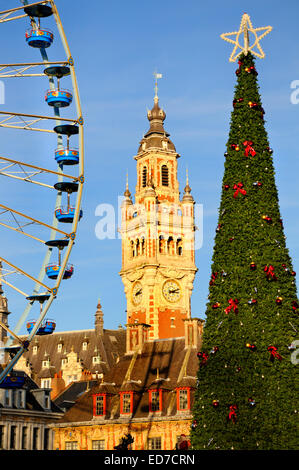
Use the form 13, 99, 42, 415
82, 341, 88, 351
149, 389, 162, 412
42, 360, 50, 368
41, 378, 51, 389
44, 393, 51, 410
176, 388, 190, 411
57, 343, 63, 353
92, 355, 101, 364
120, 392, 133, 415
93, 394, 107, 417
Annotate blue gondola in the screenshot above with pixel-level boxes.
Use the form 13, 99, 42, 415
25, 28, 53, 48
55, 148, 79, 165
0, 376, 25, 389
45, 89, 72, 107
55, 206, 83, 223
45, 263, 74, 280
26, 319, 56, 336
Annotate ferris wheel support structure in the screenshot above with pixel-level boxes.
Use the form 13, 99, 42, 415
0, 0, 84, 383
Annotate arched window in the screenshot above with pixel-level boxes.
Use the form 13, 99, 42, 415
141, 238, 145, 255
161, 165, 169, 187
177, 238, 183, 256
142, 166, 147, 187
168, 236, 175, 255
131, 240, 135, 258
136, 239, 140, 256
159, 235, 165, 254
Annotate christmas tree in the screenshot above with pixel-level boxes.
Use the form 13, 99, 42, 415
191, 14, 299, 450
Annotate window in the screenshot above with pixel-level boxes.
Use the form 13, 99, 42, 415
42, 360, 49, 368
161, 165, 169, 186
4, 389, 12, 407
57, 343, 63, 353
121, 393, 132, 414
94, 394, 105, 416
0, 425, 4, 449
44, 394, 51, 410
82, 341, 88, 351
32, 427, 39, 450
148, 437, 162, 450
93, 356, 101, 364
149, 390, 161, 412
61, 358, 67, 366
41, 378, 51, 389
65, 441, 78, 450
17, 390, 25, 408
178, 389, 189, 411
92, 440, 105, 450
22, 426, 28, 450
177, 238, 183, 256
33, 345, 38, 355
142, 166, 147, 187
10, 425, 17, 450
44, 428, 50, 450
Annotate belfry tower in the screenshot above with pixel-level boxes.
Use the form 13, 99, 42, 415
120, 83, 197, 350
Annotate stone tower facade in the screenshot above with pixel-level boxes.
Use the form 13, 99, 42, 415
120, 94, 197, 348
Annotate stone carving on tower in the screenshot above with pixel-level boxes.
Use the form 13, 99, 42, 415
120, 80, 198, 347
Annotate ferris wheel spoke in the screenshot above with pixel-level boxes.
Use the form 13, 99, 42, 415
0, 156, 78, 185
0, 60, 69, 78
0, 203, 71, 238
0, 2, 50, 24
0, 111, 79, 133
0, 277, 29, 298
0, 256, 54, 293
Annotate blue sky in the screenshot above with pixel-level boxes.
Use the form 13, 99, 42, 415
1, 0, 299, 334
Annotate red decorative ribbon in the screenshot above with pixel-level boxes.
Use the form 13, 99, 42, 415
233, 183, 247, 198
268, 346, 282, 362
264, 265, 277, 280
243, 140, 256, 157
197, 351, 209, 366
225, 298, 239, 315
228, 404, 238, 423
210, 272, 218, 286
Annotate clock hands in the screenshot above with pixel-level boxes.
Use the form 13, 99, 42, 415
168, 288, 179, 294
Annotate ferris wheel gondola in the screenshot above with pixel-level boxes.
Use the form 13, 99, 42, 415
0, 1, 84, 386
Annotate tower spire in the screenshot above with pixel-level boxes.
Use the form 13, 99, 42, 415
153, 71, 162, 103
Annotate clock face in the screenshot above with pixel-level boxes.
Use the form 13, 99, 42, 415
132, 282, 143, 305
162, 280, 181, 303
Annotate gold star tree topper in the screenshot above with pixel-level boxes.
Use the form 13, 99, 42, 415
220, 13, 272, 62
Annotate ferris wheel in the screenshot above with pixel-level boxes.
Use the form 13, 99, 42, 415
0, 1, 84, 385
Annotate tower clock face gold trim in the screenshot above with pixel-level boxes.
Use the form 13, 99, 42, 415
162, 279, 181, 303
132, 281, 143, 305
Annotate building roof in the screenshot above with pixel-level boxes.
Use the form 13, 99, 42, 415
13, 327, 126, 383
56, 337, 199, 424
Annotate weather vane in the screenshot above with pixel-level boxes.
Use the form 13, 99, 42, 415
220, 13, 272, 62
153, 71, 162, 100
